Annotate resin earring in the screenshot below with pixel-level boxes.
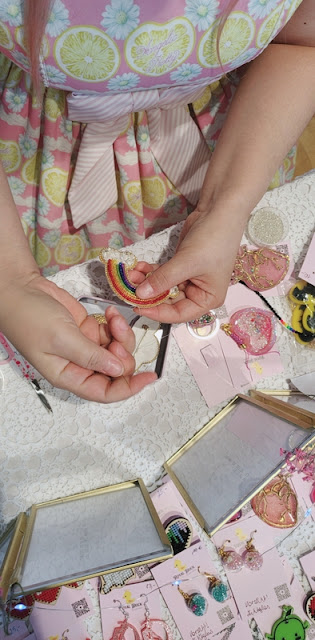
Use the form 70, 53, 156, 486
197, 567, 228, 602
140, 594, 172, 640
218, 541, 243, 572
242, 531, 263, 571
110, 599, 141, 640
177, 584, 207, 616
221, 307, 277, 355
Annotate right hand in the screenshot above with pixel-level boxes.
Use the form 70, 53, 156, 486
0, 274, 157, 402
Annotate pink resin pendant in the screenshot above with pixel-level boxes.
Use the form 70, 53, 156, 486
221, 307, 277, 355
219, 544, 243, 572
242, 534, 263, 571
242, 548, 263, 571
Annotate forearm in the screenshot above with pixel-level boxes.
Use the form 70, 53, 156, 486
0, 160, 39, 292
198, 44, 315, 219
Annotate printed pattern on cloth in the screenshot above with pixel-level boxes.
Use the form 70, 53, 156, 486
0, 0, 301, 271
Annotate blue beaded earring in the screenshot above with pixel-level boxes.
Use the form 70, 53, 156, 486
177, 584, 207, 616
198, 567, 228, 603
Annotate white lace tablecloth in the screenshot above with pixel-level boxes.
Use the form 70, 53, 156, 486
1, 171, 315, 639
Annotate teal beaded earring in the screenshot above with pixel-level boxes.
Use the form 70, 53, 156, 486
177, 584, 207, 616
198, 567, 228, 603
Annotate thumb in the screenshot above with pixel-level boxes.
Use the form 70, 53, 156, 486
54, 324, 125, 377
135, 254, 188, 299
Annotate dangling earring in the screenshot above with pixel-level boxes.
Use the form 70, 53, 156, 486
177, 584, 207, 616
242, 531, 263, 571
197, 567, 228, 603
109, 599, 141, 640
218, 540, 243, 572
140, 594, 172, 640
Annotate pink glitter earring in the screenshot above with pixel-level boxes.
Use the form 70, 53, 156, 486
242, 531, 263, 571
221, 307, 277, 356
218, 540, 243, 572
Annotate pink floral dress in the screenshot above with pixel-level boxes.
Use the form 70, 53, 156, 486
0, 0, 302, 274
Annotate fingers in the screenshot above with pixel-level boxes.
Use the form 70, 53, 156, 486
49, 321, 125, 377
54, 362, 157, 402
105, 305, 135, 353
135, 296, 211, 323
135, 254, 190, 300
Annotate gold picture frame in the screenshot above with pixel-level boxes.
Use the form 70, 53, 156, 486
0, 479, 173, 601
164, 394, 315, 537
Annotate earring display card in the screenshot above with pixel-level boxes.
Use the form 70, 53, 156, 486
173, 283, 283, 409
29, 584, 94, 640
214, 547, 305, 634
150, 476, 201, 554
164, 396, 315, 536
0, 621, 31, 640
0, 480, 172, 599
152, 543, 238, 640
99, 580, 162, 640
300, 549, 315, 586
298, 232, 315, 286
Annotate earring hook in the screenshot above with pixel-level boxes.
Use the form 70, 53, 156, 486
140, 593, 150, 618
113, 598, 129, 620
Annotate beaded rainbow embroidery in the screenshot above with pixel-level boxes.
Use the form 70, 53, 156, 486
99, 248, 179, 308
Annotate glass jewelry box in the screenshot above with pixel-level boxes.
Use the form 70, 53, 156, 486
164, 394, 315, 537
0, 479, 172, 601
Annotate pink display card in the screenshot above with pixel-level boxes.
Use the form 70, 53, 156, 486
299, 233, 315, 287
0, 621, 30, 640
30, 584, 93, 640
150, 476, 200, 552
99, 580, 163, 640
152, 543, 238, 640
173, 283, 283, 409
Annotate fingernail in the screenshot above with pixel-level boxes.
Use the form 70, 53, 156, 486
137, 282, 154, 299
104, 359, 124, 376
116, 316, 129, 332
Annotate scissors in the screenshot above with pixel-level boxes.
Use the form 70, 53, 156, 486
0, 332, 53, 414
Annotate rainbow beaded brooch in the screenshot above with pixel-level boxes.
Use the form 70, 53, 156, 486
99, 248, 179, 308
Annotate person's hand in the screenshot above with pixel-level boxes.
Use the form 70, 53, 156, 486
0, 275, 156, 402
133, 208, 245, 323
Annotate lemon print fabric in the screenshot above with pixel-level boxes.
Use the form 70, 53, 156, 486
29, 231, 51, 269
55, 26, 120, 82
22, 152, 42, 186
0, 139, 21, 173
125, 18, 195, 76
141, 177, 166, 210
42, 167, 68, 207
0, 20, 13, 50
54, 235, 85, 265
198, 11, 255, 68
256, 4, 285, 47
123, 181, 143, 215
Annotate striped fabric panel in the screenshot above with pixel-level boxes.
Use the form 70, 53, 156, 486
67, 83, 211, 226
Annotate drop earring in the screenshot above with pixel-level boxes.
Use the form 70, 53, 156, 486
242, 531, 263, 571
109, 599, 141, 640
140, 594, 172, 640
218, 540, 243, 572
198, 567, 228, 603
177, 584, 207, 616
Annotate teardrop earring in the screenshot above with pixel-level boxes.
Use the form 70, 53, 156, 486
198, 567, 228, 602
177, 584, 207, 617
218, 540, 243, 572
242, 531, 263, 571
